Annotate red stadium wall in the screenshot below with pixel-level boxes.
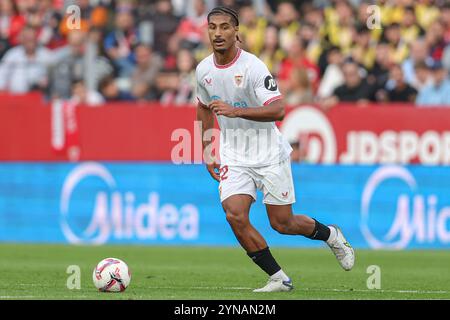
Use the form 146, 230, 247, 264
1, 93, 450, 163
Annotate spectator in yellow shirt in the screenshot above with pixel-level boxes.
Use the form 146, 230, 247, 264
383, 23, 409, 64
259, 24, 285, 75
324, 0, 355, 55
298, 23, 322, 64
415, 0, 441, 29
351, 25, 376, 70
238, 4, 267, 55
274, 2, 300, 52
400, 6, 425, 45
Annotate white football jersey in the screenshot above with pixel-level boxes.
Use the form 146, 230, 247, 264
196, 48, 292, 167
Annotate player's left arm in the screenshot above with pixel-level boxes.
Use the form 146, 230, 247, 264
208, 98, 285, 122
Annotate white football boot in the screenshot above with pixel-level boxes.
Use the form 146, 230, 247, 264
326, 225, 355, 271
253, 278, 294, 293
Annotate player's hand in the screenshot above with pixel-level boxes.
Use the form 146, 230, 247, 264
206, 160, 221, 182
208, 100, 238, 118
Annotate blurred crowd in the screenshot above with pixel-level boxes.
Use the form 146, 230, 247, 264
0, 0, 449, 107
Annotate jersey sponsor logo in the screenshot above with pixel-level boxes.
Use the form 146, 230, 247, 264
234, 74, 244, 87
264, 75, 278, 91
210, 95, 248, 108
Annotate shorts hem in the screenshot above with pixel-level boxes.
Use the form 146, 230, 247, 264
263, 200, 296, 205
221, 191, 257, 203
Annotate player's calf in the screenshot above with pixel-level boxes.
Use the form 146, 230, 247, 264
269, 214, 316, 236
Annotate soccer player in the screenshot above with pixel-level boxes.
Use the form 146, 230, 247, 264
196, 7, 355, 292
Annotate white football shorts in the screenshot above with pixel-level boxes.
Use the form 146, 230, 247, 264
218, 157, 296, 205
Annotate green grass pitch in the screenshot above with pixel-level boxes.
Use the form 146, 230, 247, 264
0, 244, 449, 300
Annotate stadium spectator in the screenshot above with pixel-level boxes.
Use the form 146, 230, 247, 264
356, 2, 382, 41
324, 0, 355, 54
441, 3, 450, 43
382, 23, 409, 64
376, 0, 397, 26
87, 25, 110, 61
368, 42, 392, 93
175, 0, 207, 50
259, 24, 284, 75
298, 22, 322, 64
217, 0, 240, 13
285, 68, 314, 105
402, 39, 434, 88
400, 6, 424, 45
99, 75, 134, 101
443, 44, 450, 73
425, 20, 446, 62
70, 79, 104, 106
278, 37, 320, 95
158, 48, 196, 105
130, 43, 162, 101
50, 30, 113, 100
104, 6, 139, 77
0, 0, 26, 58
415, 0, 440, 30
193, 26, 213, 63
35, 0, 64, 49
140, 0, 179, 57
303, 5, 324, 30
321, 59, 374, 109
351, 25, 376, 70
383, 64, 417, 102
162, 29, 181, 71
317, 46, 345, 99
413, 61, 433, 91
274, 2, 299, 53
238, 3, 267, 56
0, 25, 52, 93
416, 60, 450, 106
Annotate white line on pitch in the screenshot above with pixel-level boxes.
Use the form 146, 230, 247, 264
302, 288, 449, 294
145, 286, 449, 294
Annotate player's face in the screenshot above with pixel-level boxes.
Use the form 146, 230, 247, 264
208, 14, 237, 53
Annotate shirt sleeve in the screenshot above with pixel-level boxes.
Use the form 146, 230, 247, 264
195, 66, 210, 106
252, 58, 283, 106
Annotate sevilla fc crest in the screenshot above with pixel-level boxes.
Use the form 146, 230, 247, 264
234, 75, 243, 87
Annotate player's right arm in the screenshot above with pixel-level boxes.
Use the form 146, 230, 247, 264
196, 67, 220, 182
196, 101, 220, 182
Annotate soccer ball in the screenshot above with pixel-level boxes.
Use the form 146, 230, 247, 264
93, 258, 131, 292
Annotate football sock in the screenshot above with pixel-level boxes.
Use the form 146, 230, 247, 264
326, 225, 338, 244
247, 247, 282, 277
306, 219, 331, 241
270, 269, 290, 282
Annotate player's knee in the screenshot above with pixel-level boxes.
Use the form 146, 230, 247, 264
225, 210, 248, 229
270, 219, 291, 234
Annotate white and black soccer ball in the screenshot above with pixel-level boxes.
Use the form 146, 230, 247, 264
93, 258, 131, 292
